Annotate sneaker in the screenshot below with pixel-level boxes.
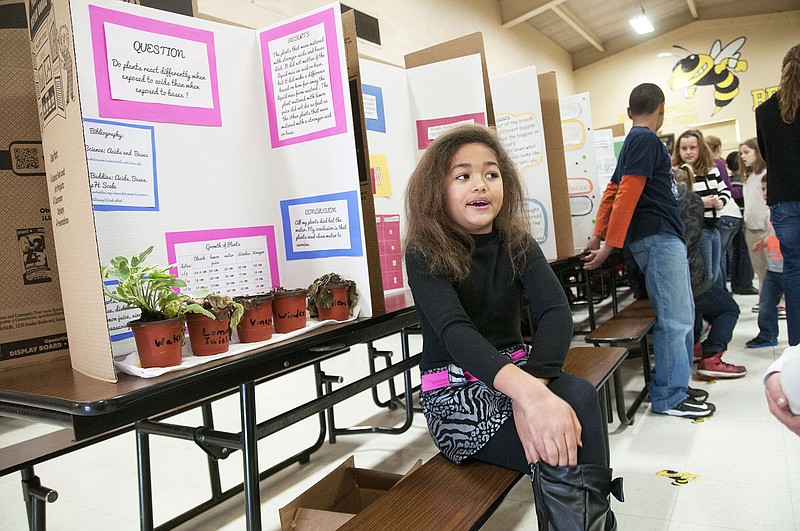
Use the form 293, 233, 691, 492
778, 306, 787, 319
687, 387, 709, 402
693, 342, 703, 362
746, 337, 778, 348
697, 353, 747, 379
655, 398, 716, 419
751, 303, 760, 313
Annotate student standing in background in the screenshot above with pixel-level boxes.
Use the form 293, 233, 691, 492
725, 151, 758, 295
585, 83, 714, 419
672, 129, 731, 286
740, 138, 770, 313
706, 135, 742, 292
756, 43, 800, 347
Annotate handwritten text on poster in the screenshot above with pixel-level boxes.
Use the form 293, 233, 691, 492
260, 7, 347, 147
88, 5, 221, 126
281, 191, 362, 260
83, 118, 158, 211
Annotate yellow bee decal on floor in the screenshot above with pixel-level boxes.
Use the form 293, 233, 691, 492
657, 469, 700, 486
668, 37, 748, 115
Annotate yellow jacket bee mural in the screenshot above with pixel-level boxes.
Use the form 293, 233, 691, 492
669, 37, 748, 116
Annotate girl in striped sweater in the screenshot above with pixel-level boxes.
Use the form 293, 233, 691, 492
673, 129, 732, 285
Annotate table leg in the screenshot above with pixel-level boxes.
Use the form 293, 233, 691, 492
240, 381, 261, 530
136, 427, 154, 531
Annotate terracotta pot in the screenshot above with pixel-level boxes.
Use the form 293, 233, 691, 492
273, 289, 307, 334
237, 297, 274, 343
129, 316, 184, 369
317, 285, 350, 322
186, 313, 230, 356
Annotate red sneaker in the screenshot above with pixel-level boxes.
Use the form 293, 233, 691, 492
697, 353, 747, 379
693, 342, 703, 362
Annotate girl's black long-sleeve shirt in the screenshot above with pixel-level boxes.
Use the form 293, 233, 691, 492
405, 230, 572, 389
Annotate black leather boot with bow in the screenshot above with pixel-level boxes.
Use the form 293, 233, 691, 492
532, 462, 624, 531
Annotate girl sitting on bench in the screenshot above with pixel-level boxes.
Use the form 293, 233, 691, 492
404, 124, 622, 530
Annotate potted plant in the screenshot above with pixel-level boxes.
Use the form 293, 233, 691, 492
183, 291, 244, 356
272, 287, 308, 333
307, 273, 358, 322
234, 293, 275, 343
101, 246, 187, 368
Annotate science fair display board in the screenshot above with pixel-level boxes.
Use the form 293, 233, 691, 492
27, 0, 380, 381
560, 93, 600, 251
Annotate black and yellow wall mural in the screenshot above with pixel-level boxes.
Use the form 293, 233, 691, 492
668, 37, 748, 116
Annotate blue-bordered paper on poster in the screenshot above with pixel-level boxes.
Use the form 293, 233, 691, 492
280, 190, 363, 260
83, 118, 159, 211
362, 84, 386, 133
103, 280, 140, 341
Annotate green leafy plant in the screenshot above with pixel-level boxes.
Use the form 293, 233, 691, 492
101, 246, 186, 322
306, 273, 358, 318
184, 289, 245, 330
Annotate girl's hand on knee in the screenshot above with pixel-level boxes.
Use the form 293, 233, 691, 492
494, 364, 583, 467
513, 392, 582, 467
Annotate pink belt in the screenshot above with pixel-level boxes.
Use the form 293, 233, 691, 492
420, 348, 527, 392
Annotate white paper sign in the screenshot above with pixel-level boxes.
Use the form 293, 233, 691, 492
84, 119, 157, 209
173, 237, 272, 296
104, 22, 214, 108
267, 22, 336, 140
288, 198, 351, 253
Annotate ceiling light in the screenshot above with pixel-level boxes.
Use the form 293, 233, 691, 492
629, 14, 654, 34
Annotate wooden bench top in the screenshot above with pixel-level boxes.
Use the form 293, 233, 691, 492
563, 347, 628, 389
340, 346, 626, 530
585, 298, 655, 343
338, 453, 523, 531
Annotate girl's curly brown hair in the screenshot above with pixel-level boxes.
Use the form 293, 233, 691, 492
402, 124, 532, 282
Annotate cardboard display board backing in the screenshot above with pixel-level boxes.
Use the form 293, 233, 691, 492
0, 1, 68, 370
537, 71, 575, 258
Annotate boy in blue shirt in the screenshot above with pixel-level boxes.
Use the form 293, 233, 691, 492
585, 83, 716, 418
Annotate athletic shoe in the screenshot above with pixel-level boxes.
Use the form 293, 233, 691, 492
746, 337, 778, 348
697, 353, 747, 379
687, 387, 709, 402
654, 398, 716, 419
778, 306, 787, 319
751, 303, 760, 313
693, 342, 703, 362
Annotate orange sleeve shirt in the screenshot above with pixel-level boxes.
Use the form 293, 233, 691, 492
593, 175, 647, 249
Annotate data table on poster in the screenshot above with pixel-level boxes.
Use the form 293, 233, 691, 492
174, 236, 272, 296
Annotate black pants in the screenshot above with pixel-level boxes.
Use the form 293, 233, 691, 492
471, 372, 607, 474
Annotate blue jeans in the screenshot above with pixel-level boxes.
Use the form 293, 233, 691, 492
757, 270, 785, 342
628, 234, 694, 411
699, 227, 721, 286
718, 216, 741, 290
771, 201, 800, 346
694, 284, 740, 355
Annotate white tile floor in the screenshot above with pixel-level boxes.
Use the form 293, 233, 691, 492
1, 289, 798, 530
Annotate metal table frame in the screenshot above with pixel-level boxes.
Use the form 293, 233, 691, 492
0, 293, 419, 530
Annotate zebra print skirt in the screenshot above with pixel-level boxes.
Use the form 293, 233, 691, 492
419, 344, 528, 464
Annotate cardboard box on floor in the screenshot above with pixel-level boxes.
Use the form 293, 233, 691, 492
0, 1, 68, 370
279, 456, 421, 531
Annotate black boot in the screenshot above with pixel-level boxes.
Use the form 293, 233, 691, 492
531, 462, 624, 531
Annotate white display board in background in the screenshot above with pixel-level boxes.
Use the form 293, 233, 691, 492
360, 54, 487, 291
560, 93, 600, 251
491, 65, 557, 260
593, 128, 617, 192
